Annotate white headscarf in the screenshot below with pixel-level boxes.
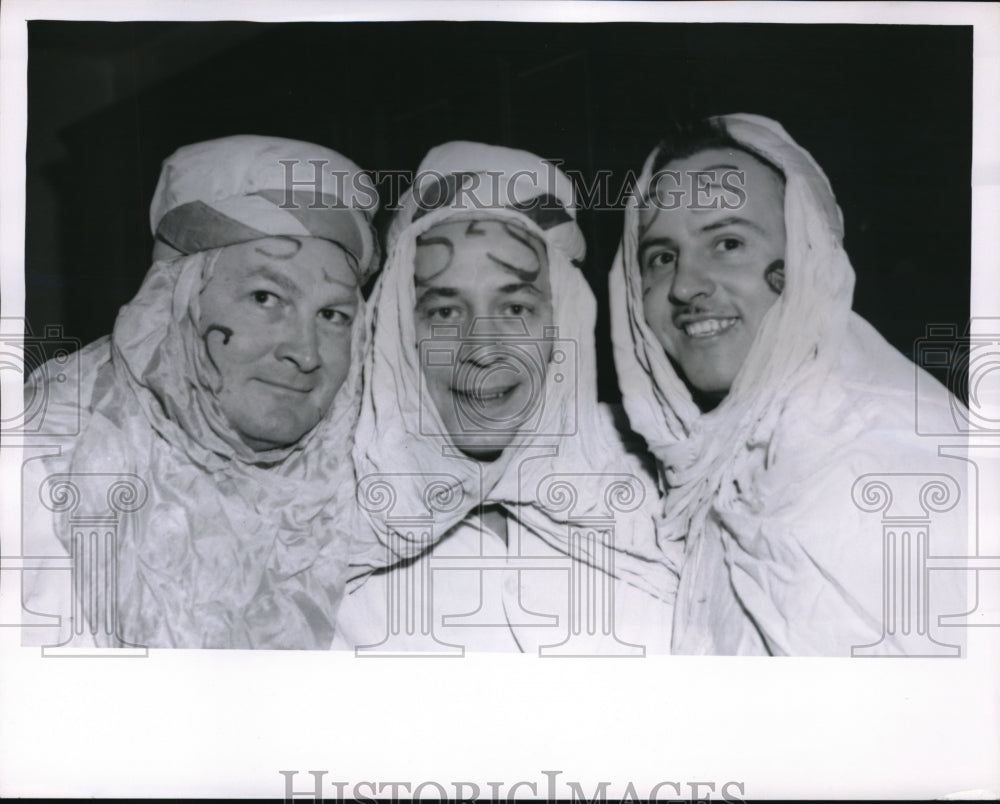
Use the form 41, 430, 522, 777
612, 114, 853, 542
27, 135, 380, 648
353, 141, 674, 598
610, 114, 965, 653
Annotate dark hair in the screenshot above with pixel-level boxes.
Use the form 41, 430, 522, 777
651, 118, 785, 182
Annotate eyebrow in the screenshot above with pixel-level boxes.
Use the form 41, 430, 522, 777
245, 266, 301, 295
699, 216, 766, 234
246, 263, 357, 296
698, 163, 740, 173
498, 281, 544, 297
415, 286, 460, 305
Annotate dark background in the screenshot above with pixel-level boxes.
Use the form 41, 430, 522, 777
25, 21, 972, 402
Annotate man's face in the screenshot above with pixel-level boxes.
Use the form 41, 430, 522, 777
638, 147, 786, 404
414, 219, 553, 460
198, 236, 359, 451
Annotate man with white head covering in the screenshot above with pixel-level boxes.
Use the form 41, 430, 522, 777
611, 114, 968, 656
22, 135, 380, 649
333, 141, 677, 655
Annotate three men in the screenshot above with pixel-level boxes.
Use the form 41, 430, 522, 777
21, 118, 968, 656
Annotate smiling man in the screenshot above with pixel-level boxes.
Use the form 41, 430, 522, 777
22, 135, 381, 649
197, 235, 359, 451
334, 141, 677, 654
611, 115, 968, 655
413, 217, 554, 460
638, 147, 786, 409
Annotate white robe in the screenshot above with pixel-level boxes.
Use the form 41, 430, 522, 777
335, 141, 679, 654
610, 114, 969, 656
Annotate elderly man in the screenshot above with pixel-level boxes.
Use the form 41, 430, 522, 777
21, 135, 380, 649
333, 141, 677, 654
611, 114, 968, 655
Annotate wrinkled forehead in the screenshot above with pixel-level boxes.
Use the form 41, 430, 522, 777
638, 147, 786, 235
208, 236, 360, 291
413, 218, 549, 283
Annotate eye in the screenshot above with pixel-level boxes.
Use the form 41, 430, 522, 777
644, 250, 676, 272
251, 290, 279, 307
427, 306, 460, 321
320, 308, 353, 325
715, 237, 743, 253
505, 303, 534, 317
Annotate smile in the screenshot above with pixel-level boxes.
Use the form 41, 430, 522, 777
681, 317, 738, 338
452, 385, 518, 403
257, 378, 315, 394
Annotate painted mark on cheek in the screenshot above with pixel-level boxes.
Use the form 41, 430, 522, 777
205, 324, 234, 345
764, 259, 785, 294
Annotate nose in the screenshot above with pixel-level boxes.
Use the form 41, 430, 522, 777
667, 255, 716, 306
275, 313, 321, 372
460, 315, 523, 366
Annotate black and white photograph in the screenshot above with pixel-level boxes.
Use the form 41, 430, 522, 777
1, 0, 998, 799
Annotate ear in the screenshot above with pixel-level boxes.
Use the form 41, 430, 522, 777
764, 259, 785, 294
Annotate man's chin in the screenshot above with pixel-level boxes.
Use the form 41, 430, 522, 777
235, 418, 318, 453
446, 433, 516, 462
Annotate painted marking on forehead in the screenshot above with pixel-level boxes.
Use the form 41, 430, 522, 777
494, 221, 544, 282
414, 219, 546, 285
326, 244, 360, 285
500, 220, 544, 255
254, 236, 302, 260
486, 252, 540, 284
414, 233, 456, 284
315, 242, 361, 289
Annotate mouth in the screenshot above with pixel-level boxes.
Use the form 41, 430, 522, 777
256, 378, 316, 394
452, 384, 519, 403
677, 317, 739, 339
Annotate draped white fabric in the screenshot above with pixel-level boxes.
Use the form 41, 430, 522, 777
338, 141, 678, 653
610, 114, 969, 655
